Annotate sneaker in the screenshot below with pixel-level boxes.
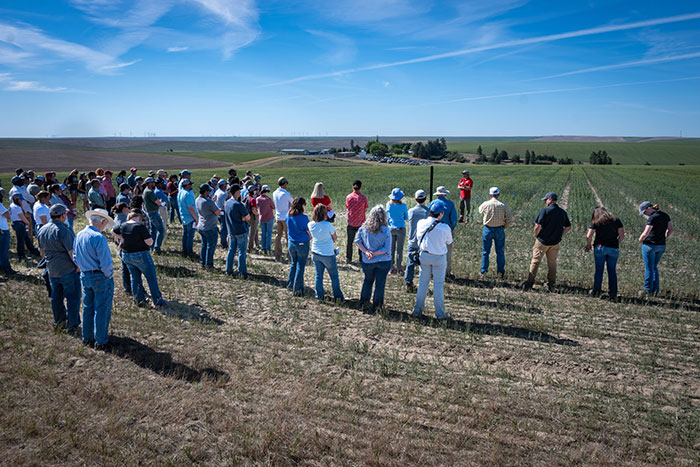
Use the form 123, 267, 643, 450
520, 281, 533, 291
153, 300, 168, 308
82, 339, 95, 347
589, 289, 602, 297
436, 315, 453, 321
94, 342, 112, 352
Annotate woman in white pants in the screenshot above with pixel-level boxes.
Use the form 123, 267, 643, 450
412, 203, 453, 320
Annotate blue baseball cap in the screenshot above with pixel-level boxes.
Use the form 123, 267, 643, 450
218, 179, 228, 186
180, 170, 192, 176
429, 201, 447, 215
144, 177, 156, 184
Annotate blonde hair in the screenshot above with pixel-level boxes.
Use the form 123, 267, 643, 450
310, 182, 325, 200
363, 205, 388, 234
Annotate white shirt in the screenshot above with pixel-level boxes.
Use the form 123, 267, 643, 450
273, 187, 293, 221
0, 203, 8, 230
415, 218, 453, 255
33, 202, 50, 227
9, 204, 24, 222
213, 188, 228, 211
9, 185, 32, 213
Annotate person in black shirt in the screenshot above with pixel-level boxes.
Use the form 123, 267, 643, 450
638, 202, 673, 296
585, 206, 625, 299
523, 192, 571, 290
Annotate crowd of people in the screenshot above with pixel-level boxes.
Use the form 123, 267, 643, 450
0, 166, 673, 350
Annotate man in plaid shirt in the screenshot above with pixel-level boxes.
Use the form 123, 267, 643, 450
478, 186, 514, 278
345, 180, 368, 263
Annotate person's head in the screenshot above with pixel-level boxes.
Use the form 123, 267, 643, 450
541, 192, 557, 206
352, 180, 362, 192
37, 191, 50, 204
135, 176, 144, 185
15, 168, 24, 176
87, 171, 97, 180
462, 169, 470, 178
591, 206, 616, 226
86, 208, 113, 232
199, 183, 211, 196
127, 209, 143, 222
119, 183, 130, 194
144, 177, 156, 189
388, 188, 405, 203
113, 201, 129, 216
312, 203, 328, 223
11, 176, 23, 187
34, 176, 45, 186
288, 197, 305, 217
129, 167, 137, 174
104, 170, 112, 179
157, 169, 167, 179
311, 182, 325, 199
90, 179, 101, 189
96, 168, 105, 176
118, 170, 127, 177
228, 168, 237, 177
278, 177, 288, 188
363, 205, 388, 233
148, 170, 155, 178
261, 185, 270, 195
49, 184, 62, 194
129, 195, 144, 210
79, 173, 87, 180
180, 170, 192, 179
11, 193, 23, 205
182, 179, 193, 191
489, 186, 500, 199
169, 174, 178, 182
429, 202, 446, 220
433, 186, 449, 198
254, 174, 261, 182
638, 201, 659, 217
414, 189, 427, 204
229, 184, 240, 199
49, 203, 67, 223
248, 185, 259, 197
155, 178, 165, 188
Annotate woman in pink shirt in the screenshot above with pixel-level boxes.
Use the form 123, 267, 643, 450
256, 185, 275, 254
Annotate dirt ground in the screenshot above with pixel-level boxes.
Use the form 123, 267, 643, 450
0, 149, 228, 173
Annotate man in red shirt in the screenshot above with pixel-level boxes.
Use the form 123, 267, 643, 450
345, 180, 368, 264
458, 169, 473, 223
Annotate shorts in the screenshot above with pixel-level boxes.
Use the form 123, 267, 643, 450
70, 190, 77, 195
79, 193, 86, 199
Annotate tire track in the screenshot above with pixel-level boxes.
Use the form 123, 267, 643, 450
582, 168, 603, 206
559, 168, 572, 210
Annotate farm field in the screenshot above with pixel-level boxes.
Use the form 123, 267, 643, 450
1, 164, 699, 464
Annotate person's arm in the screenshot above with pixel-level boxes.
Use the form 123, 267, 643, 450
18, 211, 30, 226
562, 225, 572, 236
214, 209, 223, 216
188, 205, 198, 226
533, 223, 542, 239
144, 238, 154, 247
638, 225, 652, 242
504, 205, 514, 227
39, 214, 48, 225
585, 228, 594, 251
666, 221, 673, 239
331, 232, 337, 242
562, 214, 572, 236
96, 237, 113, 278
1, 210, 9, 220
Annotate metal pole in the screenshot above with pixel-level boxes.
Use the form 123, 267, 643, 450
429, 165, 434, 203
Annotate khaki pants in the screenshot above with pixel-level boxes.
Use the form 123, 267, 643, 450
446, 239, 453, 276
527, 240, 559, 286
248, 216, 260, 251
274, 220, 287, 260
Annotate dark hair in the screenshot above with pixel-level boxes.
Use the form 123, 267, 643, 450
590, 206, 616, 227
112, 202, 128, 214
169, 174, 178, 182
118, 170, 127, 177
312, 204, 328, 223
49, 184, 61, 194
288, 197, 305, 217
229, 184, 240, 196
87, 171, 96, 178
429, 210, 442, 218
37, 191, 50, 201
130, 195, 144, 210
200, 185, 211, 195
353, 180, 362, 189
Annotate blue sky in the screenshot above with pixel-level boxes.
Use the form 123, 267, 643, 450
1, 0, 700, 137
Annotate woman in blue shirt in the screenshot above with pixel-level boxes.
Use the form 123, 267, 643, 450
355, 205, 392, 309
386, 188, 408, 274
286, 197, 311, 296
309, 204, 344, 301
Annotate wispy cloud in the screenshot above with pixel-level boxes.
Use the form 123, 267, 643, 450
99, 58, 141, 72
608, 100, 694, 116
306, 29, 356, 66
528, 51, 700, 81
261, 11, 700, 87
0, 72, 79, 92
167, 46, 189, 52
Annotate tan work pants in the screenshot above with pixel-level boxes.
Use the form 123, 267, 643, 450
274, 220, 287, 260
527, 240, 559, 286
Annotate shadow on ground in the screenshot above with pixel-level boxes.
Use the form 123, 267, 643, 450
161, 300, 224, 325
107, 335, 229, 383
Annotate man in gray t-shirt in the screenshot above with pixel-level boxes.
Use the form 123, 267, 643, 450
404, 190, 430, 290
195, 183, 223, 268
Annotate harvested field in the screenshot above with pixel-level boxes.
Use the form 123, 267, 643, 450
0, 149, 228, 173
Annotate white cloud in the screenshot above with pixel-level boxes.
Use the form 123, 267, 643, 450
98, 58, 141, 71
306, 29, 356, 66
167, 46, 189, 52
4, 80, 68, 92
383, 81, 391, 88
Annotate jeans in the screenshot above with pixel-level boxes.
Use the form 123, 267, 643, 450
181, 221, 195, 255
169, 195, 180, 223
49, 270, 81, 329
287, 241, 309, 294
593, 246, 619, 297
120, 255, 132, 294
413, 252, 447, 319
360, 260, 391, 307
260, 219, 274, 252
527, 240, 559, 286
642, 244, 666, 294
226, 232, 248, 276
481, 226, 505, 274
122, 250, 164, 305
147, 211, 165, 252
198, 228, 218, 268
312, 253, 344, 300
219, 215, 229, 248
80, 271, 113, 345
12, 221, 38, 259
404, 244, 419, 285
346, 225, 361, 263
390, 227, 406, 270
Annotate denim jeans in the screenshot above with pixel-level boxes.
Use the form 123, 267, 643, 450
312, 253, 344, 300
481, 226, 505, 274
169, 195, 180, 223
390, 227, 406, 270
219, 215, 229, 248
147, 211, 165, 252
226, 232, 248, 277
593, 245, 619, 297
119, 253, 132, 294
198, 228, 218, 268
181, 221, 195, 255
642, 244, 666, 294
122, 250, 164, 305
404, 244, 419, 285
49, 270, 81, 329
0, 230, 10, 272
260, 219, 274, 252
360, 260, 391, 307
287, 241, 309, 294
12, 221, 39, 259
413, 252, 447, 318
80, 271, 113, 345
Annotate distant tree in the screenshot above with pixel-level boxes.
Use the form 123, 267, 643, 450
475, 154, 487, 163
511, 154, 521, 163
492, 147, 499, 158
499, 150, 509, 160
329, 147, 337, 154
476, 145, 483, 156
367, 141, 389, 156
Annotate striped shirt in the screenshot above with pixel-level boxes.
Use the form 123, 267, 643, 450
478, 197, 513, 227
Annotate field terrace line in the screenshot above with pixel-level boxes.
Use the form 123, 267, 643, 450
582, 168, 604, 206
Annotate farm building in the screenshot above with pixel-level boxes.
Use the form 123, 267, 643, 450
336, 151, 356, 158
279, 149, 308, 155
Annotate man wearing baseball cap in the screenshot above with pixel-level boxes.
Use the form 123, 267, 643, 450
37, 203, 80, 333
178, 170, 192, 189
142, 177, 165, 254
478, 186, 514, 278
73, 208, 114, 350
404, 189, 429, 291
429, 186, 458, 277
88, 179, 106, 210
177, 178, 197, 256
127, 167, 138, 188
272, 177, 293, 261
213, 179, 229, 249
457, 169, 473, 223
522, 192, 571, 291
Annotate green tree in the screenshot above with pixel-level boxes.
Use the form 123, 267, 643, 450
477, 145, 483, 156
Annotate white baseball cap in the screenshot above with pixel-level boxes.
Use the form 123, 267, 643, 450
489, 186, 500, 195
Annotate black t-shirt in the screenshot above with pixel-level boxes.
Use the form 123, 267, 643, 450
535, 204, 571, 245
113, 222, 152, 253
644, 211, 671, 246
590, 218, 624, 249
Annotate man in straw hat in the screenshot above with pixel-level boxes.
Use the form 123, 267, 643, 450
73, 208, 114, 350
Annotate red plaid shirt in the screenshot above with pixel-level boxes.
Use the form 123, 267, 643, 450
345, 191, 368, 227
